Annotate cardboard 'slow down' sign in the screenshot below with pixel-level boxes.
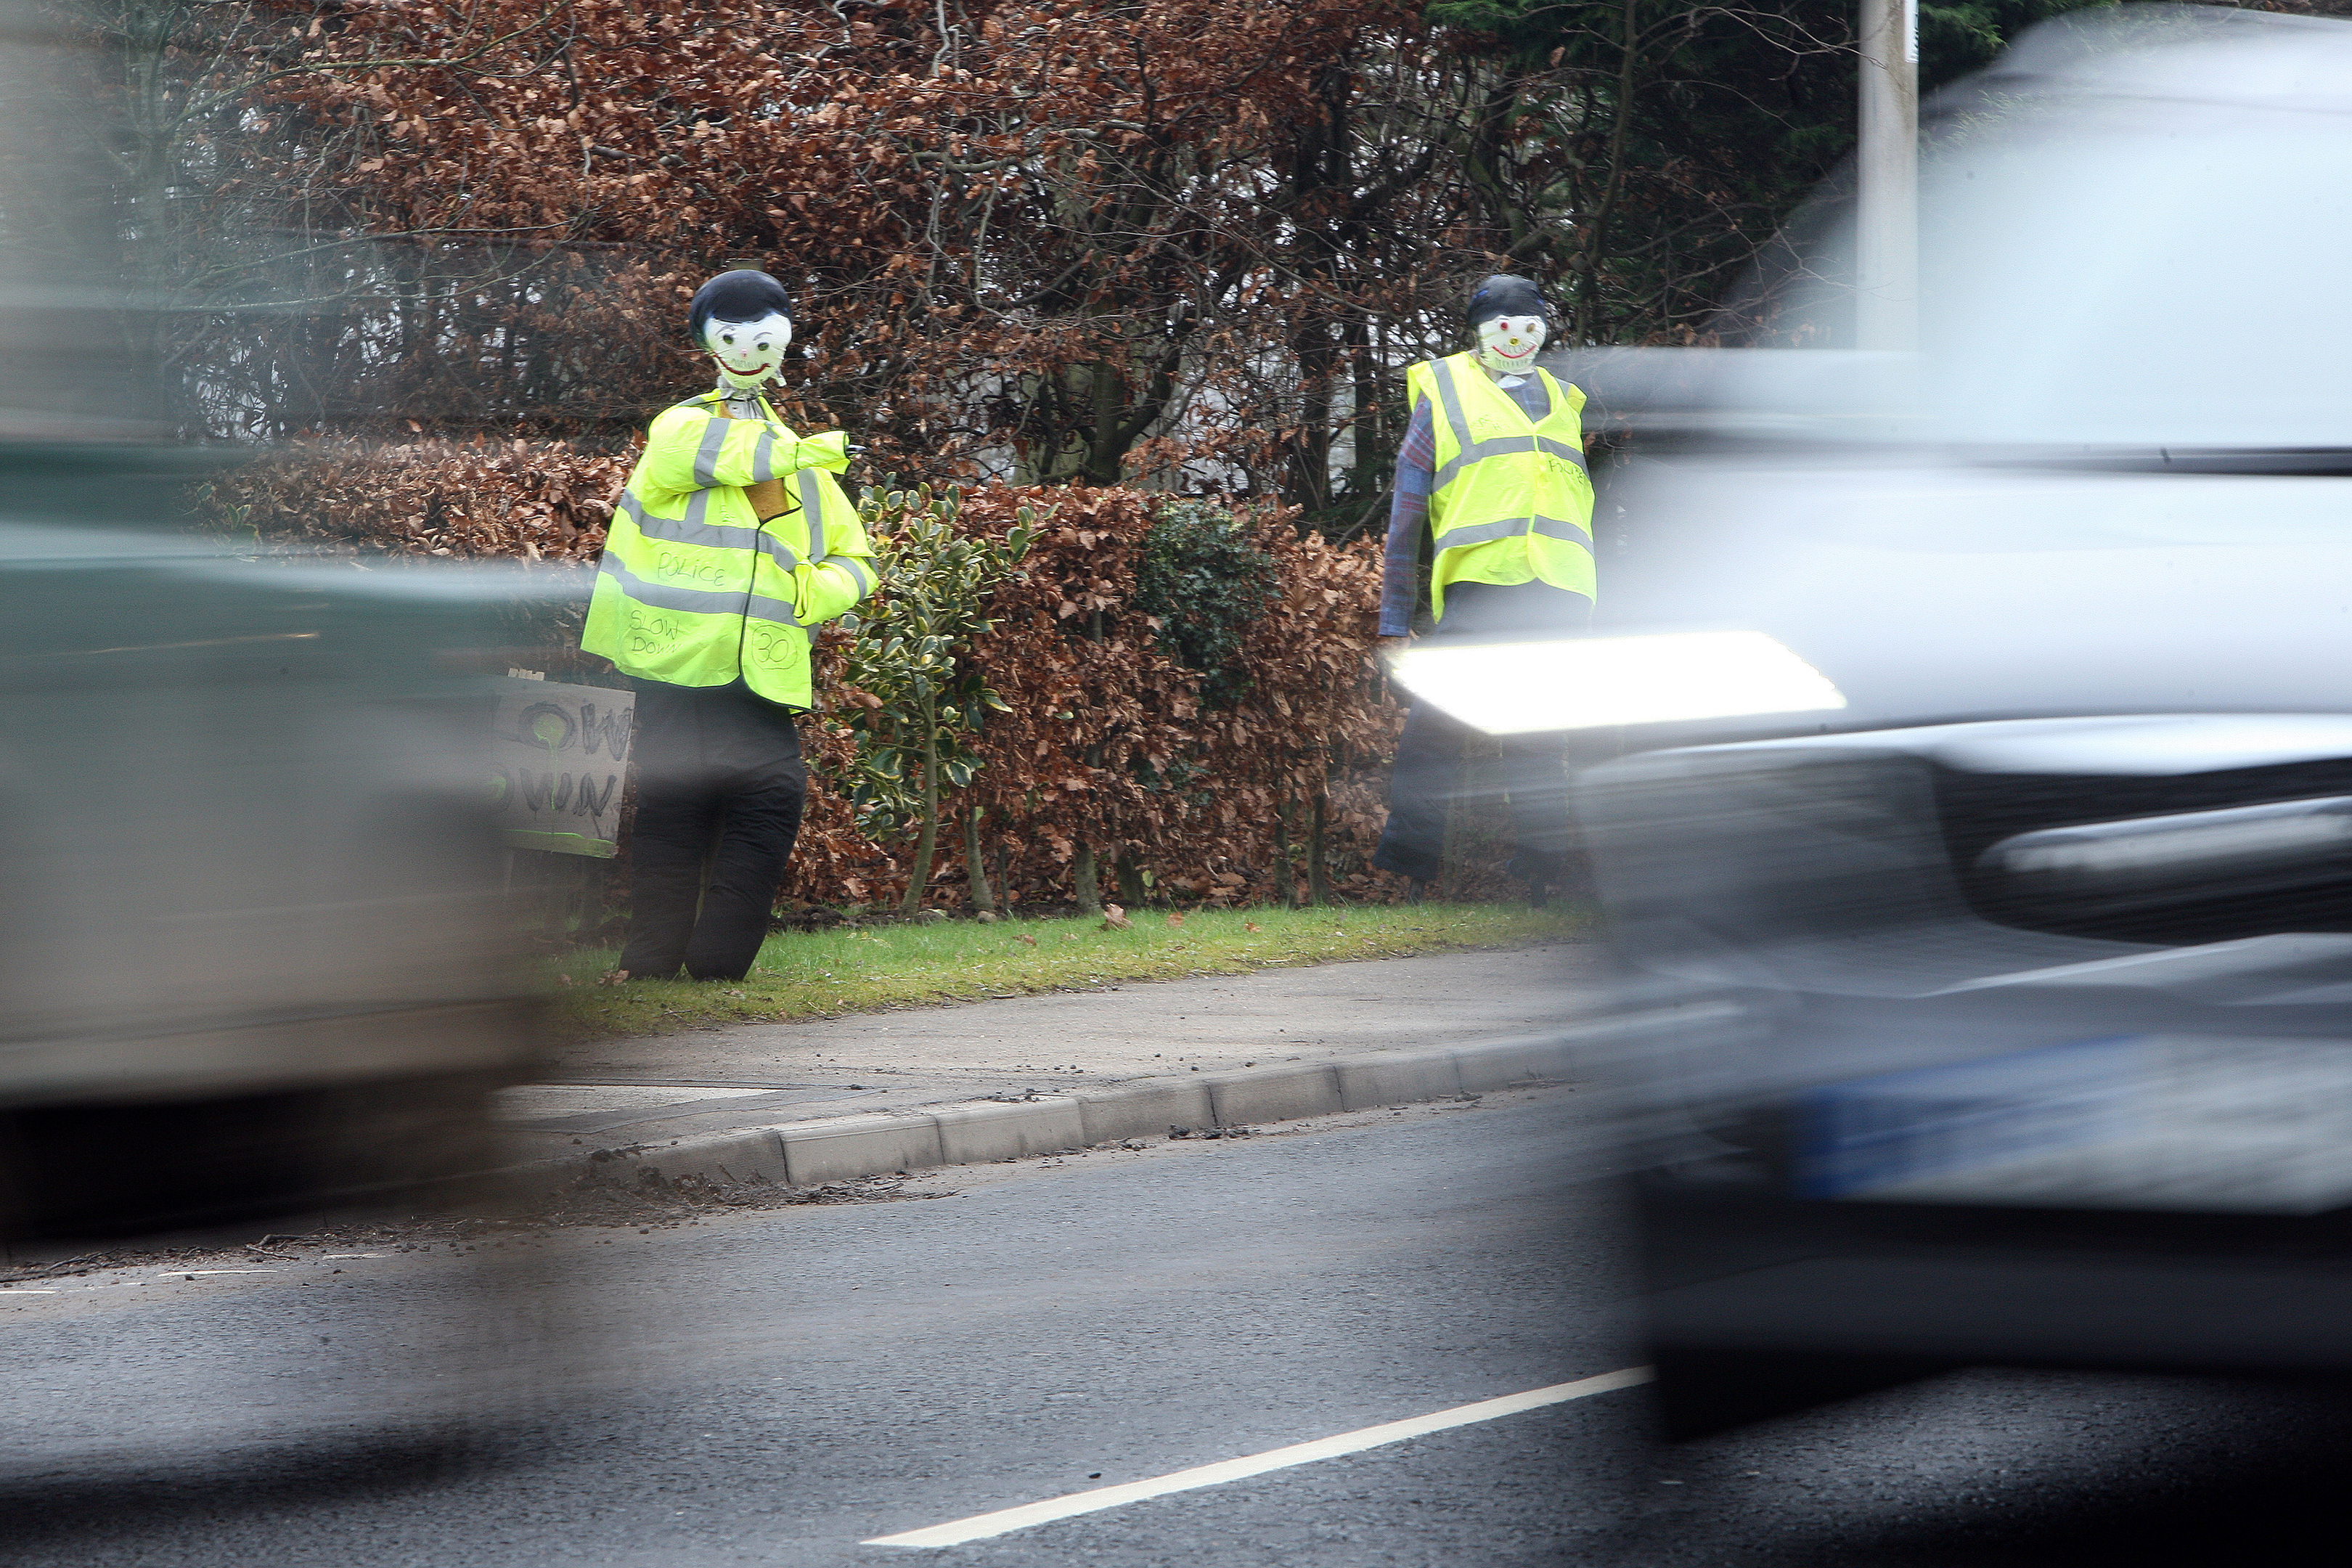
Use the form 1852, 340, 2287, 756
491, 677, 634, 857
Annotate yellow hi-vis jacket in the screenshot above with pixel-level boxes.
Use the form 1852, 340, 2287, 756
1403, 351, 1595, 623
581, 388, 878, 710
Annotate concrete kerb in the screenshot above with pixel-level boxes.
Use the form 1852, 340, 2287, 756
932, 1097, 1087, 1165
526, 1021, 1654, 1201
1337, 1047, 1464, 1111
1453, 1034, 1577, 1093
780, 1111, 947, 1186
1074, 1079, 1212, 1145
566, 1124, 790, 1191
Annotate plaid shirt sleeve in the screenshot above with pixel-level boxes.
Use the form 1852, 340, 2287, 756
1379, 395, 1437, 637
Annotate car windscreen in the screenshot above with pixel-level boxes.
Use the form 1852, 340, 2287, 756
1915, 99, 2352, 452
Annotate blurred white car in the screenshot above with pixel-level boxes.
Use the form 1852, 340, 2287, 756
1476, 5, 2352, 1435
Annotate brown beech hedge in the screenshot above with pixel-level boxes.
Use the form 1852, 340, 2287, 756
205, 439, 1526, 909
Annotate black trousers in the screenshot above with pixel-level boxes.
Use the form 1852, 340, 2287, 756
1373, 581, 1594, 888
617, 681, 807, 981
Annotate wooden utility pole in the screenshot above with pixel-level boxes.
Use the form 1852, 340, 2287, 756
1855, 0, 1919, 350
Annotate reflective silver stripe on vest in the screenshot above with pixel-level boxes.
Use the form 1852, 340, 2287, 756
1432, 436, 1591, 493
799, 469, 828, 560
1427, 358, 1589, 491
1536, 435, 1587, 468
749, 593, 803, 628
1434, 513, 1594, 551
1430, 355, 1477, 473
692, 415, 730, 488
783, 470, 876, 598
598, 557, 800, 626
1434, 433, 1588, 489
619, 487, 801, 571
750, 423, 777, 481
835, 555, 875, 598
597, 556, 741, 616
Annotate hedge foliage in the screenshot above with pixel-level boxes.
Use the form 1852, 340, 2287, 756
205, 438, 1525, 908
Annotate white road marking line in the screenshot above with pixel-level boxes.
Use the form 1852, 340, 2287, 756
0, 1289, 59, 1294
862, 1365, 1652, 1549
320, 1254, 385, 1260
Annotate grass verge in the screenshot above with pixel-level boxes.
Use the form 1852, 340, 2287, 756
550, 902, 1591, 1039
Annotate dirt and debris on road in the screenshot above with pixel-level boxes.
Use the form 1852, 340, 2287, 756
0, 1083, 1576, 1289
0, 1169, 949, 1287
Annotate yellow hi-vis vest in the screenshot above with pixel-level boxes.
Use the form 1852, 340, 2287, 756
1403, 351, 1594, 623
581, 388, 879, 710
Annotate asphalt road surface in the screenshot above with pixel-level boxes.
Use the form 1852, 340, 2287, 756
4, 1094, 2351, 1567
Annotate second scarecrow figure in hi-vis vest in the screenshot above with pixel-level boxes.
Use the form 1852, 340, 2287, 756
1373, 274, 1596, 907
583, 269, 878, 981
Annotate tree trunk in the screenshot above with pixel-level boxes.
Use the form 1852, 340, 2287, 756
899, 719, 940, 915
1115, 852, 1149, 909
1341, 314, 1386, 543
1284, 319, 1336, 513
963, 805, 996, 913
1308, 783, 1331, 907
1572, 0, 1646, 346
1085, 356, 1125, 485
1071, 841, 1102, 918
1273, 791, 1297, 908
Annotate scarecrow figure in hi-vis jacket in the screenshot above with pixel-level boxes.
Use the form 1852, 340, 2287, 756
1373, 274, 1596, 906
584, 269, 878, 981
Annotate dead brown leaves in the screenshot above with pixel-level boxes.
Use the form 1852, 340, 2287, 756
212, 450, 1487, 910
205, 438, 626, 565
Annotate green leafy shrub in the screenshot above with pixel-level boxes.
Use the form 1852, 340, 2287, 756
834, 483, 1038, 913
1130, 499, 1278, 709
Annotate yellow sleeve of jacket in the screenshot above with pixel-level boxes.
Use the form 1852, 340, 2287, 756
636, 404, 851, 500
784, 462, 878, 627
629, 401, 876, 626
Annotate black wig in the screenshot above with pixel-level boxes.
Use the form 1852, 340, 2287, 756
1465, 274, 1548, 329
688, 270, 795, 343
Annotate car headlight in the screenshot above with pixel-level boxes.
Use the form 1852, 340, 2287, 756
1392, 630, 1847, 734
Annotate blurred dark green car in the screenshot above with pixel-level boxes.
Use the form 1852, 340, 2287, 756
0, 444, 545, 1242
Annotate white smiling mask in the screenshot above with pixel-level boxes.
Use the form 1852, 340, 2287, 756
703, 311, 793, 390
1474, 313, 1546, 377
